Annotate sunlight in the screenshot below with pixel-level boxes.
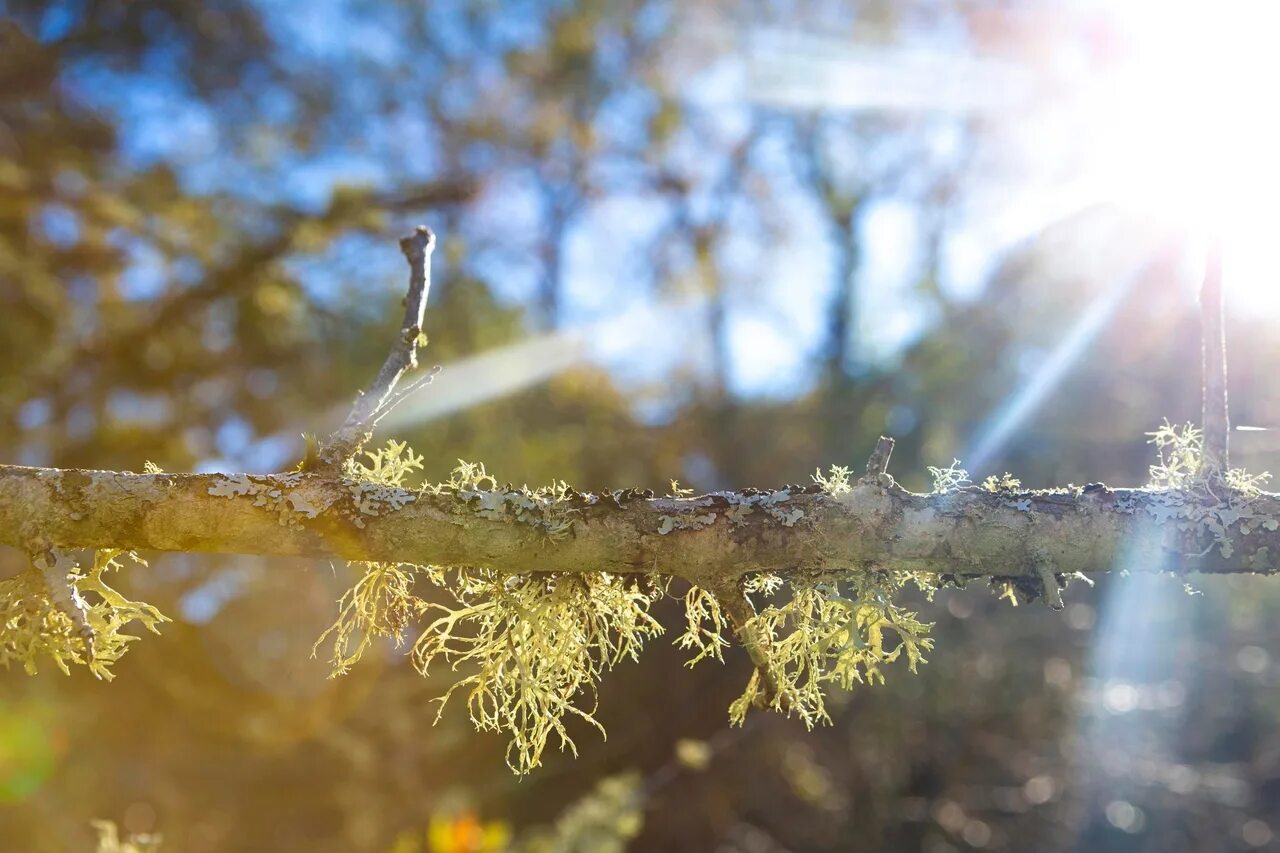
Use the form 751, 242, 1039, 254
746, 4, 1280, 311
380, 295, 704, 430
1071, 0, 1280, 312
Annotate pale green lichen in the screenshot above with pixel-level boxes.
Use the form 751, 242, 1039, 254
343, 438, 425, 486
0, 551, 168, 680
412, 570, 664, 774
347, 481, 416, 523
981, 473, 1022, 493
723, 572, 934, 728
758, 490, 806, 526
425, 459, 584, 542
309, 442, 933, 773
319, 563, 667, 774
311, 560, 441, 676
342, 440, 424, 525
1145, 420, 1273, 558
928, 459, 971, 493
658, 487, 806, 534
812, 464, 853, 496
675, 584, 730, 665
1147, 419, 1271, 495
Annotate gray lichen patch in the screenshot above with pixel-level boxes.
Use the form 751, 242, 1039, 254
658, 512, 718, 535
348, 481, 416, 523
1132, 487, 1275, 559
654, 488, 810, 536
208, 473, 337, 528
756, 489, 805, 527
454, 484, 581, 542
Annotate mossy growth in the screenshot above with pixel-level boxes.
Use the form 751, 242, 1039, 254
0, 550, 168, 680
927, 459, 971, 493
313, 442, 938, 774
1146, 419, 1271, 495
711, 572, 934, 728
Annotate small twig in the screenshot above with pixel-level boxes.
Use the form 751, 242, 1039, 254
1034, 561, 1064, 611
370, 364, 443, 429
711, 579, 782, 707
31, 544, 95, 658
861, 436, 896, 484
319, 226, 437, 470
1201, 240, 1229, 480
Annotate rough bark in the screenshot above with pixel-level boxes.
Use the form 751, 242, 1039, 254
2, 462, 1276, 585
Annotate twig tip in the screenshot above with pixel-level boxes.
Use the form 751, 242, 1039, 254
400, 226, 436, 255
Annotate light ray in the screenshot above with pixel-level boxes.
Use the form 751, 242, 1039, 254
381, 295, 705, 430
1068, 525, 1188, 842
233, 295, 706, 470
963, 231, 1177, 475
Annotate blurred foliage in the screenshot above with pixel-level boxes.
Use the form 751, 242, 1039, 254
92, 819, 161, 853
3, 1, 1280, 852
516, 772, 644, 853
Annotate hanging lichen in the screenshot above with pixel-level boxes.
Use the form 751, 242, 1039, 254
0, 551, 168, 680
723, 572, 934, 728
411, 570, 665, 774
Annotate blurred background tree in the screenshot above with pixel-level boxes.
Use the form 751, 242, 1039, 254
3, 1, 1280, 850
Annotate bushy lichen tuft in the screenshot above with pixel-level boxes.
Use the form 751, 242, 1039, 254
675, 585, 730, 665
343, 438, 425, 487
411, 570, 664, 774
928, 460, 970, 493
0, 551, 168, 679
1147, 419, 1271, 494
318, 442, 938, 772
723, 572, 934, 728
981, 473, 1022, 492
312, 561, 442, 675
812, 464, 853, 496
676, 572, 934, 730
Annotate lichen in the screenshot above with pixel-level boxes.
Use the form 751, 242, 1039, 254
657, 512, 717, 535
411, 570, 664, 774
1145, 420, 1273, 558
981, 473, 1022, 493
812, 465, 853, 496
757, 489, 805, 526
347, 481, 416, 524
656, 487, 809, 534
928, 459, 971, 493
208, 472, 326, 527
424, 460, 585, 542
0, 551, 168, 680
312, 560, 441, 675
675, 585, 730, 665
722, 572, 935, 728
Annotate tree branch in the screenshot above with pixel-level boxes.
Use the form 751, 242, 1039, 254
318, 226, 437, 469
1202, 239, 1229, 478
2, 464, 1276, 583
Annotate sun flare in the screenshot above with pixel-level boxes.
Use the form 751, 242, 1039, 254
1075, 0, 1280, 311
